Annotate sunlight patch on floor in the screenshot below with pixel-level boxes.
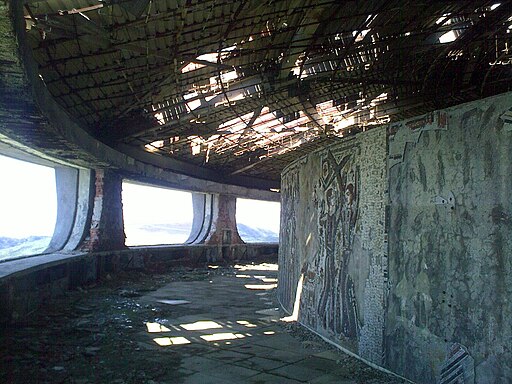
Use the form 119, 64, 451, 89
200, 332, 246, 342
245, 284, 277, 290
153, 336, 191, 346
145, 322, 171, 333
236, 320, 258, 328
235, 263, 278, 272
181, 321, 223, 331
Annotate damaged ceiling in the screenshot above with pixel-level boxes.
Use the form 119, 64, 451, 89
23, 0, 512, 182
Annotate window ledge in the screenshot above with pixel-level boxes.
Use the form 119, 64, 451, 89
0, 251, 88, 280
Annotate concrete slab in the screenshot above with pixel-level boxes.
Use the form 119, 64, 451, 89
312, 350, 342, 361
234, 356, 290, 372
253, 333, 306, 350
269, 362, 325, 382
299, 356, 344, 373
202, 348, 253, 363
265, 349, 310, 363
1, 264, 407, 383
181, 355, 226, 372
247, 372, 301, 384
181, 372, 235, 384
309, 374, 357, 384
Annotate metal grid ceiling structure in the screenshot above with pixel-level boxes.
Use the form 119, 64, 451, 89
23, 0, 512, 182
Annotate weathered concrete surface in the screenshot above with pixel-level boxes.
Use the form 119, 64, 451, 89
204, 195, 243, 243
82, 170, 127, 252
186, 193, 212, 244
0, 1, 280, 199
0, 244, 278, 324
279, 128, 388, 364
386, 93, 512, 383
279, 91, 512, 383
0, 264, 406, 383
45, 167, 80, 253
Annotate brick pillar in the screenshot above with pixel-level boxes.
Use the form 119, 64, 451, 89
204, 194, 243, 245
203, 194, 243, 261
82, 169, 126, 251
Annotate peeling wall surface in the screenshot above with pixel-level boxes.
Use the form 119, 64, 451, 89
386, 93, 512, 383
83, 170, 126, 252
279, 128, 388, 363
279, 92, 512, 384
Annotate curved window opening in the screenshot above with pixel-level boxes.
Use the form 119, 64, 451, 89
122, 181, 193, 246
236, 198, 280, 243
0, 154, 57, 261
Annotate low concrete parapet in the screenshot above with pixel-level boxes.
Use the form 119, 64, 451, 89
0, 243, 278, 325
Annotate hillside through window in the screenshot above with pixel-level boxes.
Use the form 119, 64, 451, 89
0, 155, 57, 261
122, 181, 193, 246
236, 198, 280, 243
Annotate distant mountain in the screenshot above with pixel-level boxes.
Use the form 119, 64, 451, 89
0, 237, 23, 249
0, 236, 51, 260
126, 222, 278, 245
0, 221, 279, 259
125, 222, 192, 246
237, 223, 278, 243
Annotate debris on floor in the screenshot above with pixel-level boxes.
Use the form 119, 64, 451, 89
0, 265, 406, 383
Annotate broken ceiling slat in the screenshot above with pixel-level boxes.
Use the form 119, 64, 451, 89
24, 0, 512, 181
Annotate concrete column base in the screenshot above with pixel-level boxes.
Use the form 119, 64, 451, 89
191, 194, 244, 262
81, 169, 126, 251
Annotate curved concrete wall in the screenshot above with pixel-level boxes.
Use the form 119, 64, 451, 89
0, 243, 278, 324
278, 127, 388, 362
278, 92, 512, 383
0, 1, 279, 200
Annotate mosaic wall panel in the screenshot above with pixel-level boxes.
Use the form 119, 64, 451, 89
279, 128, 387, 363
280, 92, 512, 383
386, 92, 512, 383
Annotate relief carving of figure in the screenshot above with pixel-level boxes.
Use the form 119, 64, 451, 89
316, 151, 360, 339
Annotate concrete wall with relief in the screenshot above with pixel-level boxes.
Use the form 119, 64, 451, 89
278, 128, 388, 364
279, 91, 512, 384
386, 93, 512, 383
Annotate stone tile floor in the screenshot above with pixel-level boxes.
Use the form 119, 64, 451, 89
0, 263, 407, 383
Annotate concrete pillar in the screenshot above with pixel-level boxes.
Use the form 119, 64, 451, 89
82, 169, 126, 251
45, 167, 79, 253
186, 193, 212, 244
64, 169, 95, 251
201, 194, 243, 262
46, 167, 94, 253
203, 194, 243, 245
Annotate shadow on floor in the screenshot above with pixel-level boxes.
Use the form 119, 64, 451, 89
0, 263, 406, 384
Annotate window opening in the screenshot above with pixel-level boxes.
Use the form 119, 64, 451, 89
0, 154, 57, 261
236, 198, 280, 243
122, 181, 193, 246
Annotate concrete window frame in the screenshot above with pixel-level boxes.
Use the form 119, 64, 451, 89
47, 167, 94, 253
186, 193, 214, 244
0, 146, 93, 262
121, 180, 197, 246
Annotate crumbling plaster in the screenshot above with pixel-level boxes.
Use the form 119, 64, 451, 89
0, 1, 279, 200
386, 92, 512, 383
82, 170, 126, 252
279, 91, 512, 384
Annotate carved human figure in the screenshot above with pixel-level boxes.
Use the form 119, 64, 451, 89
316, 152, 360, 338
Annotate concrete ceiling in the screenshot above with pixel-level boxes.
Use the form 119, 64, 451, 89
23, 0, 512, 182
